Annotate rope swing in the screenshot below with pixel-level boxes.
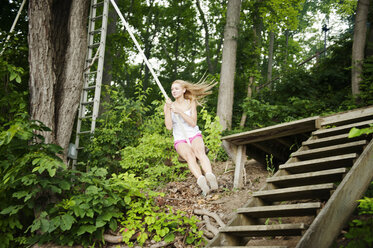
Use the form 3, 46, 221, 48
109, 0, 192, 146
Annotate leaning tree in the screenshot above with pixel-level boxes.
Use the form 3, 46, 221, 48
28, 0, 90, 156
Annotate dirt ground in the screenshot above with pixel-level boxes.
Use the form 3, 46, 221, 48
158, 159, 268, 223
155, 159, 356, 248
155, 159, 270, 247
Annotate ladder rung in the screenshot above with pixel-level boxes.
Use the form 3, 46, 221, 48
92, 2, 104, 8
88, 43, 100, 49
89, 29, 102, 35
84, 86, 96, 91
79, 115, 93, 120
90, 15, 103, 21
84, 71, 97, 75
78, 131, 91, 135
81, 101, 94, 106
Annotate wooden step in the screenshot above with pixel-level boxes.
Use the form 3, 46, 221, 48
237, 202, 321, 218
253, 183, 335, 202
280, 153, 357, 173
318, 107, 373, 128
266, 168, 347, 187
313, 119, 373, 138
302, 133, 366, 149
219, 224, 306, 237
291, 140, 367, 160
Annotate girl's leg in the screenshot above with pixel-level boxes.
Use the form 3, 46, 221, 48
176, 142, 202, 178
176, 142, 210, 195
191, 137, 218, 190
191, 137, 212, 174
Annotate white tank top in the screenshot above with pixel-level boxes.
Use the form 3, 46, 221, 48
171, 109, 201, 141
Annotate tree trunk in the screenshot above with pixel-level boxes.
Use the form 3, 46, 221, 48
28, 0, 90, 157
267, 31, 275, 88
216, 0, 241, 131
351, 0, 370, 96
196, 0, 214, 74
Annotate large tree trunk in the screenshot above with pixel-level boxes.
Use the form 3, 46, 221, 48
351, 0, 370, 96
28, 0, 90, 157
216, 0, 241, 131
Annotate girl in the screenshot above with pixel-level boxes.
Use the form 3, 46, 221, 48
164, 79, 218, 196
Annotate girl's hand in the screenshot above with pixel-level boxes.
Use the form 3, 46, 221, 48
171, 104, 183, 114
165, 98, 173, 109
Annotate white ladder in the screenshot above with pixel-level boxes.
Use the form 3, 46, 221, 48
73, 0, 109, 166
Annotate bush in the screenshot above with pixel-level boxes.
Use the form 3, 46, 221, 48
0, 119, 204, 247
341, 183, 373, 248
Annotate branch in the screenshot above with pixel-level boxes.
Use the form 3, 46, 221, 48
194, 209, 225, 227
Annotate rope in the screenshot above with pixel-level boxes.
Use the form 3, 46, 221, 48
109, 0, 191, 146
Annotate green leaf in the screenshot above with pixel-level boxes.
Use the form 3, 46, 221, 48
85, 185, 99, 194
73, 205, 86, 218
48, 217, 60, 233
77, 225, 97, 235
164, 232, 175, 243
9, 71, 17, 81
0, 205, 23, 215
145, 216, 156, 225
30, 219, 41, 232
15, 75, 21, 83
60, 214, 75, 231
109, 219, 117, 231
40, 218, 50, 233
124, 195, 131, 204
349, 127, 362, 138
12, 191, 29, 200
95, 219, 106, 228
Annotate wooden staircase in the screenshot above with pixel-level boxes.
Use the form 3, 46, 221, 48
208, 107, 373, 248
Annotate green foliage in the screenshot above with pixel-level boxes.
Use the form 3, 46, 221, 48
119, 100, 188, 183
0, 117, 203, 247
119, 205, 203, 247
81, 83, 150, 173
348, 125, 373, 138
341, 183, 373, 248
238, 38, 356, 131
199, 107, 223, 162
0, 119, 68, 247
360, 56, 373, 105
0, 58, 28, 126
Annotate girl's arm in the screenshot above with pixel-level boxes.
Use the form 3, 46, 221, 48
173, 100, 197, 127
164, 99, 173, 130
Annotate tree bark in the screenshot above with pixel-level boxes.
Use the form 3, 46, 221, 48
28, 0, 90, 156
351, 0, 370, 96
216, 0, 241, 130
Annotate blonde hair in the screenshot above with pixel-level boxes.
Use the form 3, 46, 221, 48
172, 78, 217, 105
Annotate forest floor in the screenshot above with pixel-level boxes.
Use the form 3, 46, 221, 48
157, 159, 268, 226
154, 159, 274, 247
154, 159, 351, 248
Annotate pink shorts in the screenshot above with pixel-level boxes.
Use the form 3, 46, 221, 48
174, 133, 203, 150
